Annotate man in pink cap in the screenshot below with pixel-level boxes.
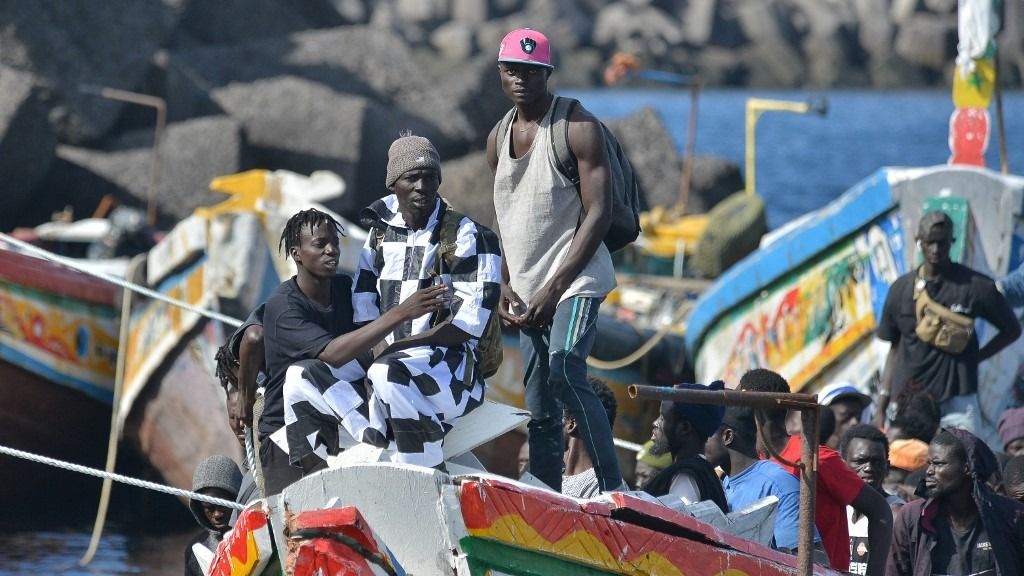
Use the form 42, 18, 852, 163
487, 28, 624, 494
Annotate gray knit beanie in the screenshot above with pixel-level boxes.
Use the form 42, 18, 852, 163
192, 454, 242, 495
385, 135, 441, 188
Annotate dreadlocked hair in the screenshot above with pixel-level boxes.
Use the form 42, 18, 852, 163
214, 343, 237, 389
279, 208, 343, 257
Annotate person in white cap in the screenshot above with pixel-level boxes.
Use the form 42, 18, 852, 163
487, 28, 624, 494
818, 382, 873, 450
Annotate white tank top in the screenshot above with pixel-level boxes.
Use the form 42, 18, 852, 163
493, 100, 616, 306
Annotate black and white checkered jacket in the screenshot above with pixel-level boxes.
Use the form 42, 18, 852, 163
353, 195, 502, 344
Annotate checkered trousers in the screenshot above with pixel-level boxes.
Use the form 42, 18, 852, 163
285, 195, 501, 469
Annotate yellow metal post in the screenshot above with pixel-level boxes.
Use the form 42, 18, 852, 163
745, 98, 827, 195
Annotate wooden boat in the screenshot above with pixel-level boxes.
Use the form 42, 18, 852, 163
206, 463, 844, 576
0, 169, 363, 497
686, 165, 1024, 445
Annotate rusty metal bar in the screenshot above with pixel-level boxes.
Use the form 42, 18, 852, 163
628, 384, 818, 409
80, 85, 166, 227
628, 384, 820, 576
797, 403, 820, 576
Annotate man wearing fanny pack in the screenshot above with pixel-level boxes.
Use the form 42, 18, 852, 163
875, 210, 1020, 433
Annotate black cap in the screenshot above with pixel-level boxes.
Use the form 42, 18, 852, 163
917, 210, 954, 241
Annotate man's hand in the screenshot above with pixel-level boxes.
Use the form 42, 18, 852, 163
498, 282, 528, 327
226, 386, 246, 440
394, 284, 449, 321
522, 280, 564, 329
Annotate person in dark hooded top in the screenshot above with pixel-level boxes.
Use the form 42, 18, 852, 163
887, 428, 1024, 576
185, 455, 243, 576
642, 381, 729, 513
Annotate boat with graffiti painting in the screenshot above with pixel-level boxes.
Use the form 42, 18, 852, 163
0, 168, 364, 498
204, 456, 844, 576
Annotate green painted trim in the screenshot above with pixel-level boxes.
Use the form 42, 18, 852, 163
459, 536, 620, 576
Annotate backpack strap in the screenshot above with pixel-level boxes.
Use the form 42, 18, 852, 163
435, 200, 463, 274
490, 107, 518, 168
549, 96, 581, 188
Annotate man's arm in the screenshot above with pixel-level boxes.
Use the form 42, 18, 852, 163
233, 325, 264, 430
851, 483, 893, 576
885, 504, 913, 576
873, 344, 898, 429
320, 285, 449, 367
522, 107, 611, 328
978, 281, 1022, 362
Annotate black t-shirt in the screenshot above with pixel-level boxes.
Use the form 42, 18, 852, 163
930, 514, 996, 576
877, 263, 1016, 402
260, 275, 355, 438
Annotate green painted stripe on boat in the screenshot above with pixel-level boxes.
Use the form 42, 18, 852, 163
459, 536, 621, 576
0, 280, 118, 318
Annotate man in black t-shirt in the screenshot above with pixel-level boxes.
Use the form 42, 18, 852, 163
875, 210, 1020, 433
261, 208, 448, 495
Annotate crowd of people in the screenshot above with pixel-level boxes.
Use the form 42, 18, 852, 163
183, 26, 1024, 575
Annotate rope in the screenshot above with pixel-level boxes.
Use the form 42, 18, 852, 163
0, 231, 243, 328
81, 254, 145, 566
613, 438, 642, 453
586, 302, 692, 371
0, 443, 244, 511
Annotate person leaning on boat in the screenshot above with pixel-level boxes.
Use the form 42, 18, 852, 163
261, 207, 452, 494
874, 211, 1021, 433
487, 27, 625, 494
280, 134, 502, 476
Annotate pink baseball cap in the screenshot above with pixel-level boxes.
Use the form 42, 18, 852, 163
497, 28, 553, 69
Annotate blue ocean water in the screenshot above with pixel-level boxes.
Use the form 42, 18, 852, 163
562, 89, 1024, 229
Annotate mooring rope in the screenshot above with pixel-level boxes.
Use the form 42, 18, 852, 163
0, 231, 243, 328
0, 443, 245, 511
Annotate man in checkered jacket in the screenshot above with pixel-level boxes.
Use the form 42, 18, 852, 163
285, 134, 501, 471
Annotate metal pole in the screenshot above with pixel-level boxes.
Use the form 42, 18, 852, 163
628, 384, 818, 409
994, 51, 1009, 174
678, 80, 701, 213
744, 98, 827, 196
796, 405, 820, 576
81, 86, 166, 227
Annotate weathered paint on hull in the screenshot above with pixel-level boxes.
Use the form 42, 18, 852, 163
0, 248, 119, 403
690, 166, 1024, 430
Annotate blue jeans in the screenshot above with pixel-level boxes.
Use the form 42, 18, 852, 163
940, 393, 981, 433
521, 296, 623, 492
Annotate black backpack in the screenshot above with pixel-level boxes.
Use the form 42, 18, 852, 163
494, 96, 641, 252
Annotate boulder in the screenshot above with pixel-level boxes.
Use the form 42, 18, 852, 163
684, 156, 745, 215
431, 21, 479, 61
435, 151, 497, 231
0, 65, 57, 224
692, 46, 747, 86
889, 0, 920, 24
894, 14, 956, 72
733, 0, 791, 45
868, 52, 928, 87
173, 0, 346, 46
593, 3, 684, 57
607, 107, 681, 211
922, 0, 956, 14
451, 0, 492, 23
853, 0, 895, 59
681, 0, 718, 47
740, 41, 807, 87
57, 116, 245, 223
0, 0, 182, 143
211, 76, 448, 217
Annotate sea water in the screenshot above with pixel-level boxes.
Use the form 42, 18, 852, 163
563, 88, 1024, 229
2, 88, 1021, 575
